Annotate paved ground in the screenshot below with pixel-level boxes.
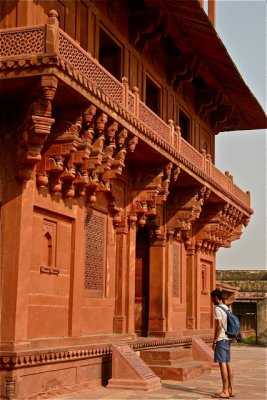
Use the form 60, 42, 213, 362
50, 344, 266, 400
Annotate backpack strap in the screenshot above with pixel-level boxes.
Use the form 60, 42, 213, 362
215, 305, 229, 332
216, 305, 230, 315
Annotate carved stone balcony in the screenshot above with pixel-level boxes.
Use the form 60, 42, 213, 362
0, 11, 252, 216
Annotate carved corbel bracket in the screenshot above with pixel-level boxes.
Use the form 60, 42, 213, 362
35, 101, 138, 202
195, 88, 222, 120
36, 108, 84, 197
130, 9, 168, 53
167, 185, 208, 223
166, 186, 209, 244
128, 164, 172, 220
171, 164, 181, 183
16, 75, 58, 181
195, 202, 246, 253
156, 162, 173, 205
185, 237, 196, 255
168, 54, 200, 90
210, 104, 239, 133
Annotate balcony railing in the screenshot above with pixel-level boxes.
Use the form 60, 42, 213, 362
0, 17, 251, 211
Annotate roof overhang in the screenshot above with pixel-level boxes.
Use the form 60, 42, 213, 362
146, 0, 267, 131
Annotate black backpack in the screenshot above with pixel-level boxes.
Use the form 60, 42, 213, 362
216, 305, 242, 342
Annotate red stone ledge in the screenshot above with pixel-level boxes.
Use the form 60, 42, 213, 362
0, 336, 203, 370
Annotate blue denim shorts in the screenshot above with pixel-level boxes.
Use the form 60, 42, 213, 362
214, 339, 231, 363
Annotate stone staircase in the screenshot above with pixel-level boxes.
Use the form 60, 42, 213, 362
140, 346, 212, 381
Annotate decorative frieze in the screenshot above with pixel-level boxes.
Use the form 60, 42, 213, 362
0, 337, 193, 371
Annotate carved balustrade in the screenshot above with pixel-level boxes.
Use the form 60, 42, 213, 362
0, 10, 251, 212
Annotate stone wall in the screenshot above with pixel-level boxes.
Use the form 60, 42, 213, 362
216, 270, 267, 345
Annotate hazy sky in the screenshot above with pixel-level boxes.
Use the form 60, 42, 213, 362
211, 1, 266, 269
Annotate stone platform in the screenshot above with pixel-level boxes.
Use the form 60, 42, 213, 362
47, 344, 266, 399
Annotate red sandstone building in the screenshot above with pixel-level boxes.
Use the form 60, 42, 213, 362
0, 0, 266, 398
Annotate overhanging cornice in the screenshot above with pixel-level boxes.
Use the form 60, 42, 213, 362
145, 0, 267, 131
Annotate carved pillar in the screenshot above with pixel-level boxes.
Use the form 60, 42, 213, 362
165, 229, 175, 332
113, 218, 128, 333
185, 237, 197, 330
68, 206, 85, 337
148, 233, 167, 337
126, 214, 138, 334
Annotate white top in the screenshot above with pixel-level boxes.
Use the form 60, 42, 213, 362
214, 304, 230, 341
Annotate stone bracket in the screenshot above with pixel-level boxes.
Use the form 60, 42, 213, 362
35, 103, 138, 204
195, 202, 245, 252
130, 8, 168, 53
16, 75, 58, 181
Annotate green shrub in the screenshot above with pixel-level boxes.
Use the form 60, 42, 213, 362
241, 336, 256, 344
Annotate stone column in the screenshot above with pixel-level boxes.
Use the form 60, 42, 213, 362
185, 240, 197, 330
195, 249, 201, 330
68, 204, 85, 336
165, 229, 175, 332
113, 219, 128, 333
126, 215, 137, 334
148, 234, 166, 336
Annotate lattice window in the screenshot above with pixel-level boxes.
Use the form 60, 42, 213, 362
172, 241, 180, 298
84, 211, 106, 297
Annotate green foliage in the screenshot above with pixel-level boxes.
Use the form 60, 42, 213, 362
241, 335, 256, 344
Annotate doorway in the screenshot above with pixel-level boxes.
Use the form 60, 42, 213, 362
135, 225, 150, 336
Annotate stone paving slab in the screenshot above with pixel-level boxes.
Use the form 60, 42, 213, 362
49, 345, 266, 400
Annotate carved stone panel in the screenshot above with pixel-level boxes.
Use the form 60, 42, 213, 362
84, 211, 106, 297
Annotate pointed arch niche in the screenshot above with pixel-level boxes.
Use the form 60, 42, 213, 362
42, 220, 56, 268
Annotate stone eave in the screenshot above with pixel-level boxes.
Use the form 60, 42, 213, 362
147, 0, 267, 131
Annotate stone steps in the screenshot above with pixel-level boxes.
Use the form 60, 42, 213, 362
149, 360, 212, 381
140, 347, 192, 366
140, 346, 212, 381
